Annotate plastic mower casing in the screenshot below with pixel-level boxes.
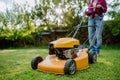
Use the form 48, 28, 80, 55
31, 38, 97, 74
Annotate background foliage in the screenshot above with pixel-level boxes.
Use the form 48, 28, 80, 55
0, 0, 120, 48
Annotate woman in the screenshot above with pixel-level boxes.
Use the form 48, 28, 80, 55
85, 0, 107, 56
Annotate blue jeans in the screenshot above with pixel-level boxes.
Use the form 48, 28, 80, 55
88, 15, 104, 54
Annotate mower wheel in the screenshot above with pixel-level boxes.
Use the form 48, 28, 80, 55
64, 59, 76, 75
88, 51, 97, 63
31, 56, 43, 70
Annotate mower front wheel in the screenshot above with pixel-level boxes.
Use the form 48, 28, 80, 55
64, 59, 76, 75
31, 56, 43, 70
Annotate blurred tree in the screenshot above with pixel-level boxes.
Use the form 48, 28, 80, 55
0, 0, 120, 47
107, 0, 120, 36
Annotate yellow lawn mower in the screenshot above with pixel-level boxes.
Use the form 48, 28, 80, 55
31, 16, 97, 75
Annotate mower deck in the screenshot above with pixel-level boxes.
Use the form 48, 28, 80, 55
37, 48, 89, 74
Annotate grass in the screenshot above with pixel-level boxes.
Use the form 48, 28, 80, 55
0, 45, 120, 80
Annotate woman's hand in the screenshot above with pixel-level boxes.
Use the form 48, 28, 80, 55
96, 4, 103, 8
84, 11, 92, 16
84, 11, 88, 15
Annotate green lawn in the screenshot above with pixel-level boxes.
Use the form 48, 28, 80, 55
0, 46, 120, 80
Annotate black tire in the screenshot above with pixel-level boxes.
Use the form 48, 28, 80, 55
31, 56, 43, 70
64, 59, 76, 75
88, 51, 97, 63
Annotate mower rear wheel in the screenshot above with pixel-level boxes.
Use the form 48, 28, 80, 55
88, 51, 97, 63
64, 59, 76, 75
31, 56, 43, 70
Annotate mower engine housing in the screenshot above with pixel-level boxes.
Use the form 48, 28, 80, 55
49, 38, 80, 59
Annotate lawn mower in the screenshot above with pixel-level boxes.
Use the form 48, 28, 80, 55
31, 13, 97, 75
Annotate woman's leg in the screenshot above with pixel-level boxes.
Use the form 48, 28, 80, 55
88, 17, 96, 52
95, 16, 104, 54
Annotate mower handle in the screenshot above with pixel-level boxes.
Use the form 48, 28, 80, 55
72, 6, 102, 38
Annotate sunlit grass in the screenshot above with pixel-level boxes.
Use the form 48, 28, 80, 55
0, 46, 120, 80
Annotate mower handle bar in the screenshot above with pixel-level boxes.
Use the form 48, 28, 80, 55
72, 6, 102, 38
72, 23, 94, 38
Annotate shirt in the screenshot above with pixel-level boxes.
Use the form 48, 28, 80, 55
87, 0, 107, 17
